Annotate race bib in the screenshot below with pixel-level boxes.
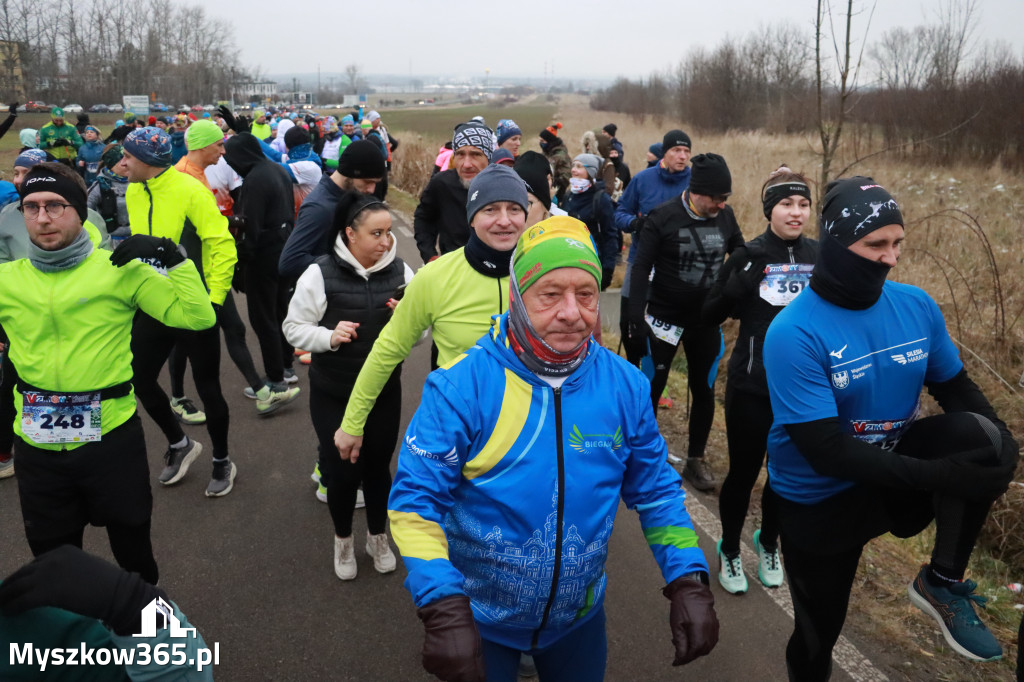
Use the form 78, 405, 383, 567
22, 390, 102, 445
86, 162, 99, 174
645, 314, 683, 346
760, 263, 814, 306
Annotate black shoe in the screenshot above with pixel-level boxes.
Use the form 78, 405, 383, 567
682, 458, 715, 492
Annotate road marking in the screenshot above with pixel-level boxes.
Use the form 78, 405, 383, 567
682, 484, 890, 682
397, 224, 413, 238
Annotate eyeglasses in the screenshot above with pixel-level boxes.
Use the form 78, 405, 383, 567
19, 202, 73, 219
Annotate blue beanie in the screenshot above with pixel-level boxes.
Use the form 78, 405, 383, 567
123, 127, 173, 168
341, 114, 354, 125
14, 148, 48, 169
648, 142, 664, 159
465, 164, 529, 224
496, 119, 522, 146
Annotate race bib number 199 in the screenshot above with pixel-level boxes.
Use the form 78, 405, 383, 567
760, 263, 814, 307
22, 391, 102, 444
645, 314, 683, 346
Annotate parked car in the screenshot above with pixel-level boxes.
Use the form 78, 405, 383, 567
190, 104, 204, 112
63, 103, 83, 113
25, 101, 49, 112
88, 103, 109, 113
108, 103, 123, 112
202, 104, 215, 111
151, 102, 168, 112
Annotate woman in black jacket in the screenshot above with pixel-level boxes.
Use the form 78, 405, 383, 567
702, 167, 818, 595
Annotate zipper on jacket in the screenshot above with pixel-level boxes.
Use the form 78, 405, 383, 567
746, 336, 754, 374
788, 245, 795, 264
143, 181, 154, 235
532, 386, 565, 649
497, 278, 504, 314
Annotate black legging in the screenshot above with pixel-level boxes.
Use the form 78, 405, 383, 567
778, 412, 1005, 681
718, 386, 778, 555
0, 328, 15, 454
310, 376, 401, 538
28, 521, 158, 585
131, 312, 230, 458
244, 247, 288, 385
170, 291, 262, 394
648, 324, 724, 459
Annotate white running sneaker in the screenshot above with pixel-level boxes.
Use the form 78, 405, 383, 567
717, 539, 748, 594
365, 531, 397, 573
753, 529, 784, 588
334, 535, 356, 580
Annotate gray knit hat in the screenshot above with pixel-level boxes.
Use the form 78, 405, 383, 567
465, 164, 529, 224
573, 153, 603, 181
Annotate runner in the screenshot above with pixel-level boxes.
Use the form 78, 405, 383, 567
701, 166, 818, 594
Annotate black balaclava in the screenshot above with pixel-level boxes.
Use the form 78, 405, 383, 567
810, 176, 904, 309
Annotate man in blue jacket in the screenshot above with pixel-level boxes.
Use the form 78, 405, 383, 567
389, 216, 719, 682
613, 129, 693, 362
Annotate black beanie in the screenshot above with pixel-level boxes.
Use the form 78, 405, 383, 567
603, 123, 617, 137
284, 125, 308, 150
337, 140, 386, 178
20, 165, 88, 222
513, 151, 552, 210
819, 176, 903, 246
689, 153, 731, 196
662, 129, 691, 152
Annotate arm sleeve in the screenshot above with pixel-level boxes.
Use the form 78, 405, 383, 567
928, 368, 1017, 453
701, 248, 744, 326
282, 265, 336, 353
0, 114, 15, 140
613, 176, 640, 232
69, 127, 83, 149
598, 194, 619, 268
280, 200, 327, 281
413, 177, 441, 263
626, 215, 660, 324
340, 267, 435, 435
188, 189, 237, 306
129, 259, 217, 331
619, 374, 709, 582
388, 372, 475, 607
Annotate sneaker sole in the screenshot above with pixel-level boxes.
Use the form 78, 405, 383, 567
366, 546, 397, 574
283, 374, 299, 385
160, 441, 203, 486
316, 489, 327, 503
205, 462, 237, 498
173, 411, 207, 425
0, 464, 13, 479
907, 579, 1002, 662
256, 390, 300, 417
753, 529, 784, 588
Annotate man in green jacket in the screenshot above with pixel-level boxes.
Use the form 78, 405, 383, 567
334, 164, 529, 461
37, 107, 83, 165
0, 162, 215, 584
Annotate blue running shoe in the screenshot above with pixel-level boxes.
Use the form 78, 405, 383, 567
908, 566, 1001, 662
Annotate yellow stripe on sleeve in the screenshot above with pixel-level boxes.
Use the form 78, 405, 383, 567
462, 369, 532, 480
388, 510, 449, 561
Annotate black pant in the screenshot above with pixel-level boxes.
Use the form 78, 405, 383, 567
15, 416, 158, 584
777, 412, 1002, 681
170, 291, 263, 394
309, 377, 400, 538
0, 329, 16, 454
244, 248, 288, 385
648, 324, 723, 459
131, 312, 230, 458
719, 386, 778, 554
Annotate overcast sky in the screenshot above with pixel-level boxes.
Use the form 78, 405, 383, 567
211, 0, 1024, 82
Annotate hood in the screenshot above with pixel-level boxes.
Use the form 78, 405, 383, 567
276, 118, 294, 140
224, 132, 266, 177
657, 163, 691, 187
19, 128, 37, 148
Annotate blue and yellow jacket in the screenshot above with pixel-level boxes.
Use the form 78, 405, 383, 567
389, 313, 709, 651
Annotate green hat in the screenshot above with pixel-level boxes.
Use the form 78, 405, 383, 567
50, 107, 64, 118
512, 216, 601, 292
123, 112, 136, 124
186, 119, 224, 151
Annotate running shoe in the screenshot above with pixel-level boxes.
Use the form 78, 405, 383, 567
667, 452, 683, 464
365, 531, 397, 573
683, 458, 716, 492
753, 529, 784, 588
159, 437, 202, 486
205, 459, 237, 498
243, 384, 262, 400
0, 453, 13, 479
908, 566, 1001, 661
658, 395, 674, 409
283, 368, 298, 384
170, 397, 206, 425
293, 348, 308, 357
716, 539, 748, 594
334, 535, 356, 580
316, 483, 328, 503
311, 462, 321, 484
255, 384, 300, 416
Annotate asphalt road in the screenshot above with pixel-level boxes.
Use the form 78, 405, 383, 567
0, 212, 884, 681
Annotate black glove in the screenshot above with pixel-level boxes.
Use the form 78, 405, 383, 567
110, 235, 186, 268
664, 574, 719, 666
628, 216, 646, 234
919, 446, 1016, 502
53, 138, 70, 147
8, 102, 17, 116
226, 215, 246, 241
723, 260, 765, 299
0, 545, 163, 636
625, 320, 648, 362
236, 115, 252, 133
417, 595, 485, 682
217, 105, 239, 132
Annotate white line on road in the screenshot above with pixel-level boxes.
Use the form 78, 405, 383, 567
397, 224, 413, 238
682, 483, 890, 682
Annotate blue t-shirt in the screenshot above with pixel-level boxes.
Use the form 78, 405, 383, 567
763, 281, 963, 504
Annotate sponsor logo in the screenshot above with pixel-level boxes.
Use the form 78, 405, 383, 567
404, 435, 458, 467
892, 349, 927, 365
831, 371, 849, 389
829, 344, 848, 360
891, 354, 907, 365
569, 424, 623, 455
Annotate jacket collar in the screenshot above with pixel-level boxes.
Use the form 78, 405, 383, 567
479, 312, 598, 388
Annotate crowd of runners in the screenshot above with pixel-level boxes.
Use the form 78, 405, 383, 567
0, 100, 1019, 682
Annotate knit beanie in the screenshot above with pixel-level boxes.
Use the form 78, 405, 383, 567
491, 149, 516, 166
14, 148, 48, 169
819, 177, 903, 247
662, 129, 691, 152
496, 119, 522, 146
648, 142, 664, 159
602, 123, 617, 137
123, 127, 173, 168
539, 122, 563, 145
465, 164, 529, 224
514, 151, 552, 211
185, 119, 224, 151
360, 119, 372, 133
689, 153, 731, 196
101, 144, 124, 169
367, 110, 381, 123
512, 216, 601, 292
284, 125, 309, 150
453, 122, 496, 160
341, 114, 354, 126
19, 164, 88, 222
123, 112, 136, 125
573, 154, 602, 181
50, 107, 64, 120
147, 116, 156, 126
337, 139, 386, 178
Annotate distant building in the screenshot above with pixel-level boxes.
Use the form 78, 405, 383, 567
0, 41, 26, 101
233, 81, 277, 102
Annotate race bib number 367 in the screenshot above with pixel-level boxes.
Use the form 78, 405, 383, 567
22, 391, 102, 445
760, 263, 814, 307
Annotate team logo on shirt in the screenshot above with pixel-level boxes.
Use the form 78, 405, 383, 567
569, 424, 623, 455
891, 349, 928, 365
403, 435, 458, 467
831, 371, 849, 389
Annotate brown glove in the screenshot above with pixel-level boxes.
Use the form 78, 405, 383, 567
663, 573, 719, 665
417, 595, 485, 682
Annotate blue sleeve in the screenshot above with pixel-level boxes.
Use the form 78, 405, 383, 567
614, 175, 640, 232
279, 200, 326, 280
923, 294, 963, 383
620, 371, 709, 582
388, 371, 476, 607
258, 139, 282, 162
764, 311, 839, 426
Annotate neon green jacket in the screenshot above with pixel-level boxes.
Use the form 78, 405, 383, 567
340, 247, 508, 435
38, 121, 83, 161
126, 166, 237, 305
0, 245, 216, 451
251, 122, 271, 141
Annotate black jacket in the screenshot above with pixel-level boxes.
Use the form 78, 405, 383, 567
224, 132, 295, 256
703, 226, 819, 396
629, 193, 744, 328
412, 169, 469, 264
